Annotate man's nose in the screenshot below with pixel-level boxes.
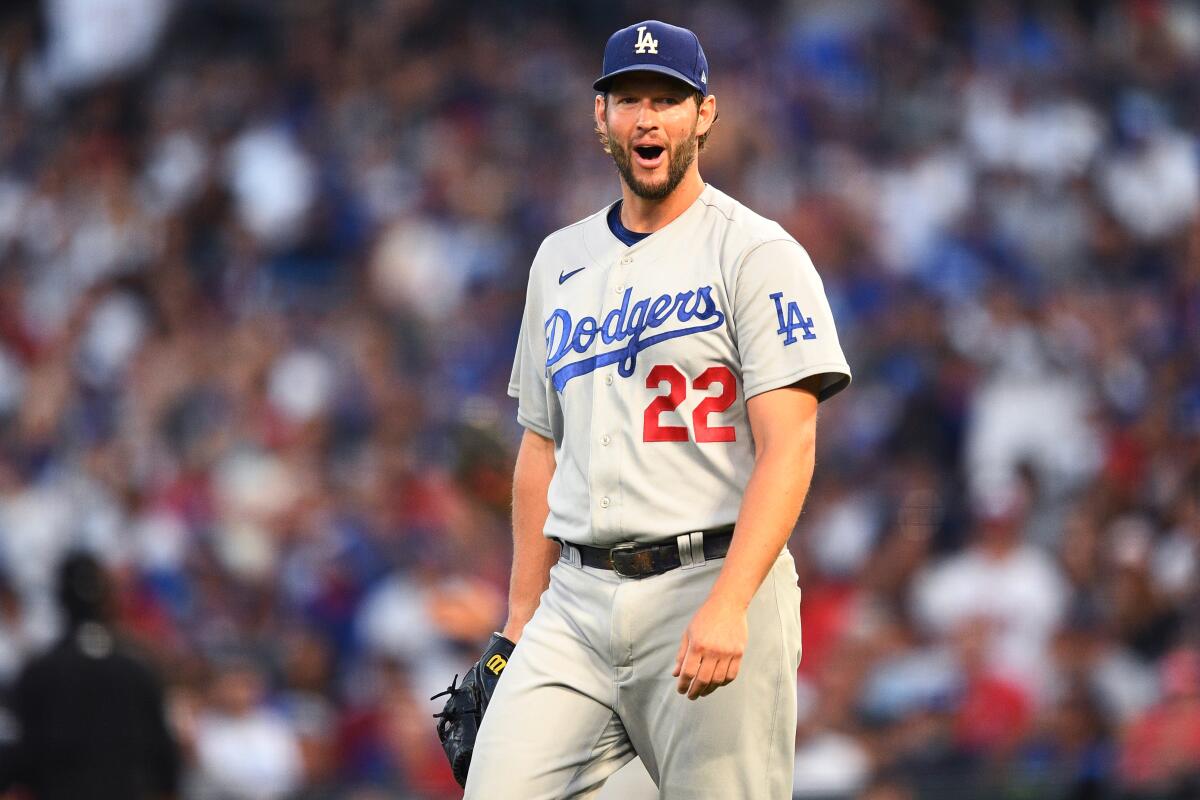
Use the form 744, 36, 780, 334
635, 99, 659, 129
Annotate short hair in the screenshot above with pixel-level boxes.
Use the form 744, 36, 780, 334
596, 90, 718, 155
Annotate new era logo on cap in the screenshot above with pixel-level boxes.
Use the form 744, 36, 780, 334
594, 20, 709, 96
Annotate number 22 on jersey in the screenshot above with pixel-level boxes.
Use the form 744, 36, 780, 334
643, 364, 737, 443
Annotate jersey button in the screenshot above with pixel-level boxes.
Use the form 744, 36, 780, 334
615, 284, 625, 294
599, 496, 610, 508
620, 256, 633, 265
604, 375, 613, 386
601, 434, 611, 446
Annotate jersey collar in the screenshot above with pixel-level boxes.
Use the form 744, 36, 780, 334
584, 183, 717, 265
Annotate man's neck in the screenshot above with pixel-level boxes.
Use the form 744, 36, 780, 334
619, 170, 705, 234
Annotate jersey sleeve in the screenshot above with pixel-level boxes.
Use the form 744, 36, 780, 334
508, 266, 554, 438
732, 239, 851, 402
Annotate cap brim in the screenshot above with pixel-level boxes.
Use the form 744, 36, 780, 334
593, 64, 703, 93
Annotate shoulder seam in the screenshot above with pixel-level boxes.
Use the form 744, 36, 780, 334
697, 197, 736, 223
697, 189, 792, 242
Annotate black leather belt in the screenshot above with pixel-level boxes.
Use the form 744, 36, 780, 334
560, 525, 735, 578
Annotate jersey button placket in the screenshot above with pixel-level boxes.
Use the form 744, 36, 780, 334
588, 256, 631, 540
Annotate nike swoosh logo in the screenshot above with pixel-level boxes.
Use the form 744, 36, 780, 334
559, 267, 586, 285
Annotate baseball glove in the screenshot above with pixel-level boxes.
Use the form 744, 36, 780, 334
431, 631, 516, 787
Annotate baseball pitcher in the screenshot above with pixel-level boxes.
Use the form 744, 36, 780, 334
436, 19, 851, 798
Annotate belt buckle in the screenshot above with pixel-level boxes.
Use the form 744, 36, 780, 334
609, 542, 654, 578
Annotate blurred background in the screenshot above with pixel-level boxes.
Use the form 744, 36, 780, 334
0, 0, 1197, 798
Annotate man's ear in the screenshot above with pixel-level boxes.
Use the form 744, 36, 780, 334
697, 94, 717, 137
594, 93, 607, 133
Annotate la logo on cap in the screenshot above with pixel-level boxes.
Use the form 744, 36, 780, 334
634, 25, 659, 54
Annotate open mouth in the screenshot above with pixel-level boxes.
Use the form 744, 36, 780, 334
633, 144, 666, 168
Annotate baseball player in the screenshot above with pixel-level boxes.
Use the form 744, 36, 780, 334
460, 19, 851, 798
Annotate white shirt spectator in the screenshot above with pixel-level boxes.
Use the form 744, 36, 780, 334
1090, 644, 1161, 725
951, 305, 1103, 501
356, 572, 475, 714
224, 127, 317, 248
807, 489, 883, 578
1100, 132, 1199, 241
912, 542, 1069, 697
792, 730, 871, 798
1152, 525, 1198, 599
874, 147, 974, 273
964, 79, 1102, 183
194, 708, 303, 800
965, 374, 1102, 502
42, 0, 171, 91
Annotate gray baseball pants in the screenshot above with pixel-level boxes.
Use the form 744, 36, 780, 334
463, 543, 802, 799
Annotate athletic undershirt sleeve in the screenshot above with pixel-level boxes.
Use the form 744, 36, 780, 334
508, 266, 554, 438
732, 239, 851, 402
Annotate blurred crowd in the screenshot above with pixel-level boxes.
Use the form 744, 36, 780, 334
0, 0, 1197, 797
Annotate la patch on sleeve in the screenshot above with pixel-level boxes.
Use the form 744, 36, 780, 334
769, 292, 816, 345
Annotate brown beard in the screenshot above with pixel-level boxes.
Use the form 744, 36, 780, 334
609, 123, 698, 201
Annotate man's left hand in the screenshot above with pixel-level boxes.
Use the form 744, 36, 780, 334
672, 598, 748, 700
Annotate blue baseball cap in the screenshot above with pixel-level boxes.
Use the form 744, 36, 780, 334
593, 20, 709, 96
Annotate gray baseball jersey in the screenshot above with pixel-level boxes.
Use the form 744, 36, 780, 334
508, 183, 851, 546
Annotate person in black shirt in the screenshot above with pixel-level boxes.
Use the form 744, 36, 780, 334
0, 552, 180, 800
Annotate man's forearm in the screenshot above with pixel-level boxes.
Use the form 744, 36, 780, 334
707, 384, 819, 611
672, 386, 818, 700
502, 430, 559, 642
707, 431, 814, 610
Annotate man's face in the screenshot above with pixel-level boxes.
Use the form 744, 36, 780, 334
596, 73, 704, 201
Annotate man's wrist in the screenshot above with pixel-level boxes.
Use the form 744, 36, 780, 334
502, 609, 536, 642
704, 585, 752, 614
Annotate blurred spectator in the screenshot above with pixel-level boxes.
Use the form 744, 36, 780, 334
1011, 686, 1113, 799
189, 657, 303, 800
42, 0, 171, 92
950, 618, 1032, 759
911, 487, 1069, 699
792, 646, 872, 798
335, 658, 459, 797
0, 552, 179, 799
275, 628, 338, 795
1099, 91, 1199, 242
356, 566, 503, 710
1120, 647, 1200, 797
